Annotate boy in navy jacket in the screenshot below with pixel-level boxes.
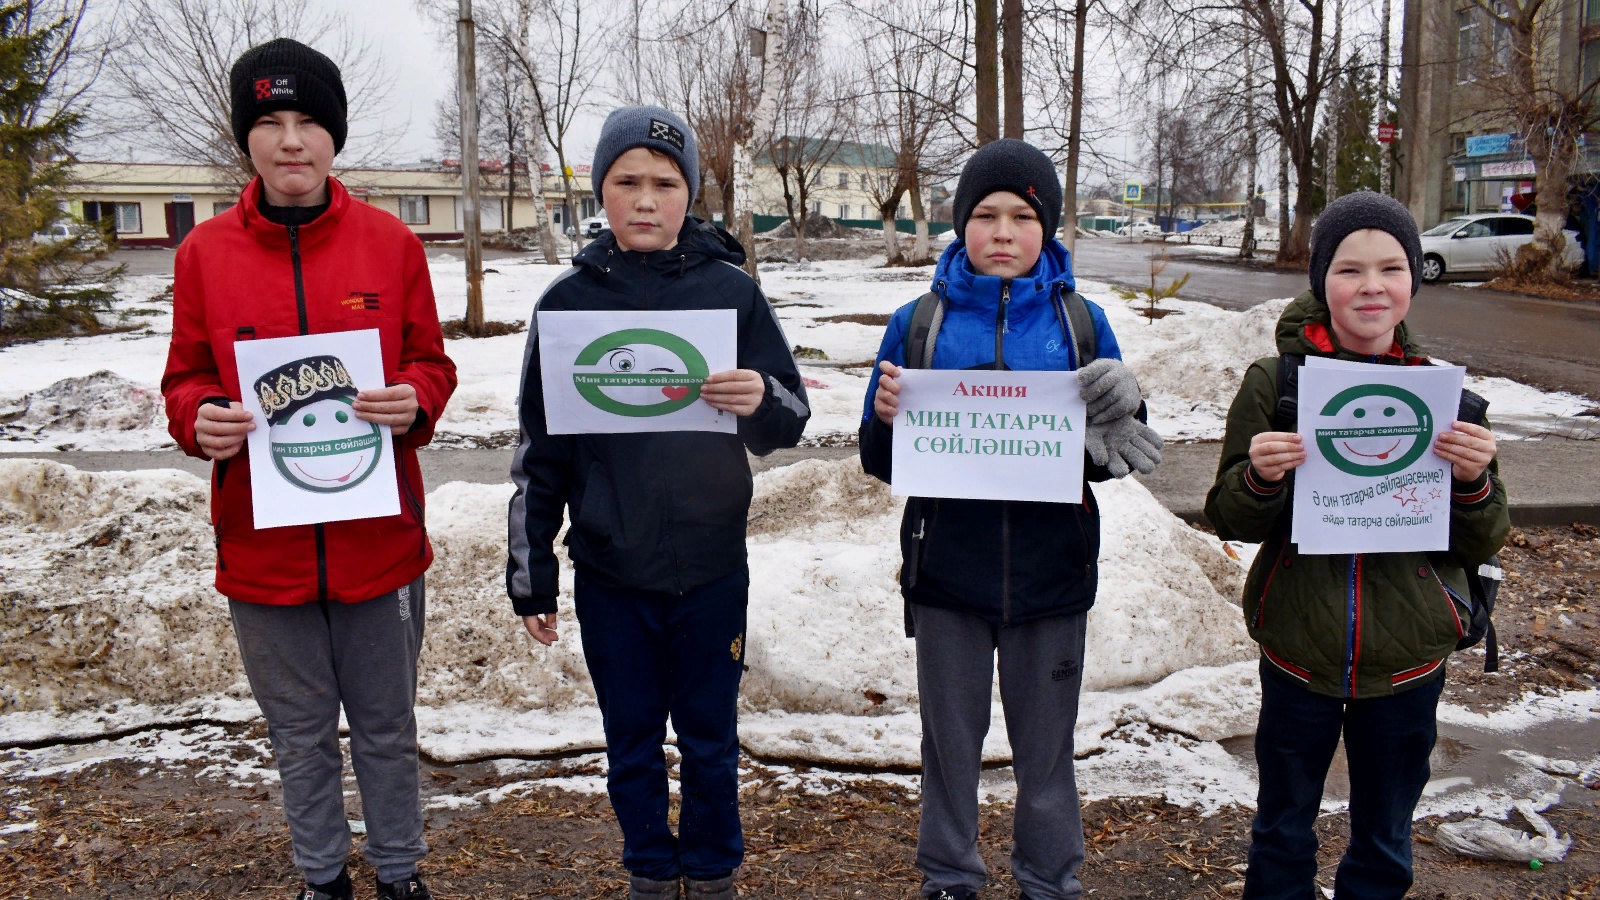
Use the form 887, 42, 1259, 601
506, 106, 808, 900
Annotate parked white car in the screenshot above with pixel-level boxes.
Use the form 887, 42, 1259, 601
579, 214, 609, 238
30, 222, 93, 245
1418, 213, 1584, 282
1116, 221, 1161, 237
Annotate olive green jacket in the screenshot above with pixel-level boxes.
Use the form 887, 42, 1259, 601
1204, 292, 1510, 698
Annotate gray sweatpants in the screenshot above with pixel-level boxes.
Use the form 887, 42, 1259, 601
913, 604, 1088, 900
228, 577, 428, 885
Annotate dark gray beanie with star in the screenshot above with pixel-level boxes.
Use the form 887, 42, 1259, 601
952, 139, 1064, 240
1309, 191, 1423, 305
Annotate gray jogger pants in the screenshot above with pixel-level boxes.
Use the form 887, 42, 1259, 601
228, 577, 428, 884
913, 604, 1088, 900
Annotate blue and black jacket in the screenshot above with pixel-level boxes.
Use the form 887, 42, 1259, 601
859, 237, 1125, 627
507, 219, 809, 616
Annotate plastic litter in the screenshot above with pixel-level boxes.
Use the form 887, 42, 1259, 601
1434, 800, 1571, 863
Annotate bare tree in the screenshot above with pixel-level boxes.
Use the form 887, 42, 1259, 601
732, 0, 787, 280
975, 0, 998, 144
105, 0, 397, 187
1000, 0, 1022, 139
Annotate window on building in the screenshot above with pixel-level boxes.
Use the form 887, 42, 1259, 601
1456, 9, 1479, 82
838, 171, 849, 188
399, 195, 429, 225
1589, 0, 1599, 24
811, 200, 822, 216
840, 204, 850, 220
1489, 2, 1512, 72
860, 174, 870, 191
212, 201, 235, 217
1584, 38, 1600, 93
114, 202, 141, 234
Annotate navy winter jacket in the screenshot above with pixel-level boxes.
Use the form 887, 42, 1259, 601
507, 220, 809, 616
859, 238, 1124, 627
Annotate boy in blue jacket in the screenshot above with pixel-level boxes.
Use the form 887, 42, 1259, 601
861, 139, 1161, 900
506, 107, 809, 900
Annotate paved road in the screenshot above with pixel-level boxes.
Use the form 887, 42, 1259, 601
1071, 238, 1600, 399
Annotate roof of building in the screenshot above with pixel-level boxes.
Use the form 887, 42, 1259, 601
756, 137, 897, 169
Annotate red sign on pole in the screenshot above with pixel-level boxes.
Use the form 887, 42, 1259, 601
1376, 123, 1398, 143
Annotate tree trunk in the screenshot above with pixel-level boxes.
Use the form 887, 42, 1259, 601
735, 0, 787, 282
1001, 0, 1023, 139
1326, 0, 1343, 206
1277, 137, 1290, 253
458, 0, 485, 334
881, 215, 901, 264
910, 174, 930, 261
519, 0, 560, 264
1241, 17, 1259, 260
1378, 0, 1393, 195
975, 0, 999, 145
1063, 0, 1087, 255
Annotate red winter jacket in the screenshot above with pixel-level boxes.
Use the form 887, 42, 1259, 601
162, 177, 457, 606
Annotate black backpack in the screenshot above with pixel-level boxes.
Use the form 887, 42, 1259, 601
894, 284, 1099, 637
1274, 353, 1502, 671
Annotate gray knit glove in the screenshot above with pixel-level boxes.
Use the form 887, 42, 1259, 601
1077, 358, 1143, 425
1085, 416, 1164, 478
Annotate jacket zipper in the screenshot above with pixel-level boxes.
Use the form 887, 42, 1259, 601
288, 224, 329, 603
994, 282, 1010, 370
213, 459, 230, 571
1345, 554, 1363, 697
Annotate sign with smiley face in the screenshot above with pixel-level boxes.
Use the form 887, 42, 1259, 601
538, 310, 737, 434
1291, 358, 1465, 555
235, 330, 401, 529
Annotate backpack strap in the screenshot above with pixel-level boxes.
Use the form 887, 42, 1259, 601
904, 291, 944, 370
1055, 286, 1099, 368
1275, 353, 1306, 432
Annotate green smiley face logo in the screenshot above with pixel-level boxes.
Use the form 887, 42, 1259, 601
268, 396, 384, 493
573, 328, 709, 417
1315, 384, 1433, 476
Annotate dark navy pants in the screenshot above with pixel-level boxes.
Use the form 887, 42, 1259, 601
1243, 660, 1445, 900
574, 566, 748, 882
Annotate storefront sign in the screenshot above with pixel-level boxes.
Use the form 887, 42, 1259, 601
1466, 133, 1514, 156
1481, 160, 1536, 179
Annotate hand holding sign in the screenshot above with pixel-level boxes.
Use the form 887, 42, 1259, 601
700, 369, 767, 416
1433, 420, 1496, 483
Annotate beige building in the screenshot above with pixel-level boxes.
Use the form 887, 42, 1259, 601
63, 161, 597, 247
752, 138, 910, 223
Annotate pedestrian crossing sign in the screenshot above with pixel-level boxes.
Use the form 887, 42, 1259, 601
1124, 183, 1142, 202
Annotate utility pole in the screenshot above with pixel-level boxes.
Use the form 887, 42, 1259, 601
458, 0, 485, 333
734, 0, 786, 282
1378, 0, 1393, 195
1063, 0, 1087, 252
1325, 0, 1343, 207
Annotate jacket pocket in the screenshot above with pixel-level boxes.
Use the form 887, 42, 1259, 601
397, 456, 427, 557
212, 459, 230, 571
572, 462, 619, 551
1425, 564, 1470, 641
1247, 537, 1291, 633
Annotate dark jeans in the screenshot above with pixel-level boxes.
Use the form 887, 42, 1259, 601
1244, 660, 1445, 900
574, 567, 748, 882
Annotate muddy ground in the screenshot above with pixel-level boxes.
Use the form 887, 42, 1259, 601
2, 524, 1596, 899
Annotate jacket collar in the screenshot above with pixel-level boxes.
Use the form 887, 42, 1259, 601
238, 176, 352, 250
1275, 290, 1428, 365
931, 237, 1077, 310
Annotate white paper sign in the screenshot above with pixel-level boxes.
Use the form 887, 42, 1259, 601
538, 309, 738, 434
1291, 359, 1465, 554
891, 369, 1086, 503
234, 330, 400, 529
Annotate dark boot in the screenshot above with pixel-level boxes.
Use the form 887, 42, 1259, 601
685, 874, 736, 900
294, 868, 353, 900
628, 874, 682, 900
376, 874, 434, 900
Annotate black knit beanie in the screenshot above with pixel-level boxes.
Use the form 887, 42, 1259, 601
230, 39, 349, 157
1309, 191, 1423, 305
952, 139, 1063, 240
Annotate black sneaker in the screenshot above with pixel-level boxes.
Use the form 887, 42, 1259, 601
294, 868, 352, 900
927, 890, 976, 900
377, 874, 434, 900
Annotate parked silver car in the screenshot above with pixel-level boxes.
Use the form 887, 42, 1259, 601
1417, 213, 1584, 282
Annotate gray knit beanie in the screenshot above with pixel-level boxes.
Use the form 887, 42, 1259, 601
591, 106, 699, 208
952, 139, 1064, 240
229, 39, 348, 156
1309, 191, 1423, 305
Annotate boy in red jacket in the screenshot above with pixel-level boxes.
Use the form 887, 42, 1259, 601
161, 39, 455, 900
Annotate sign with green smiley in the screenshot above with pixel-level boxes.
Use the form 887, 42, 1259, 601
538, 309, 737, 435
1291, 358, 1465, 555
234, 330, 401, 529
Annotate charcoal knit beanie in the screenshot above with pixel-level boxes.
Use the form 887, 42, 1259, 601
952, 139, 1063, 240
591, 106, 699, 208
229, 39, 349, 156
1309, 191, 1423, 305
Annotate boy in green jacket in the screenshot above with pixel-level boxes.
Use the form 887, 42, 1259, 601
1205, 192, 1508, 899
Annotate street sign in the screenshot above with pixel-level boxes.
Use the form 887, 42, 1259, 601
1376, 123, 1398, 143
1124, 183, 1142, 202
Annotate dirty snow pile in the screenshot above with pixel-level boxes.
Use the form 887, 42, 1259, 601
0, 455, 1263, 804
